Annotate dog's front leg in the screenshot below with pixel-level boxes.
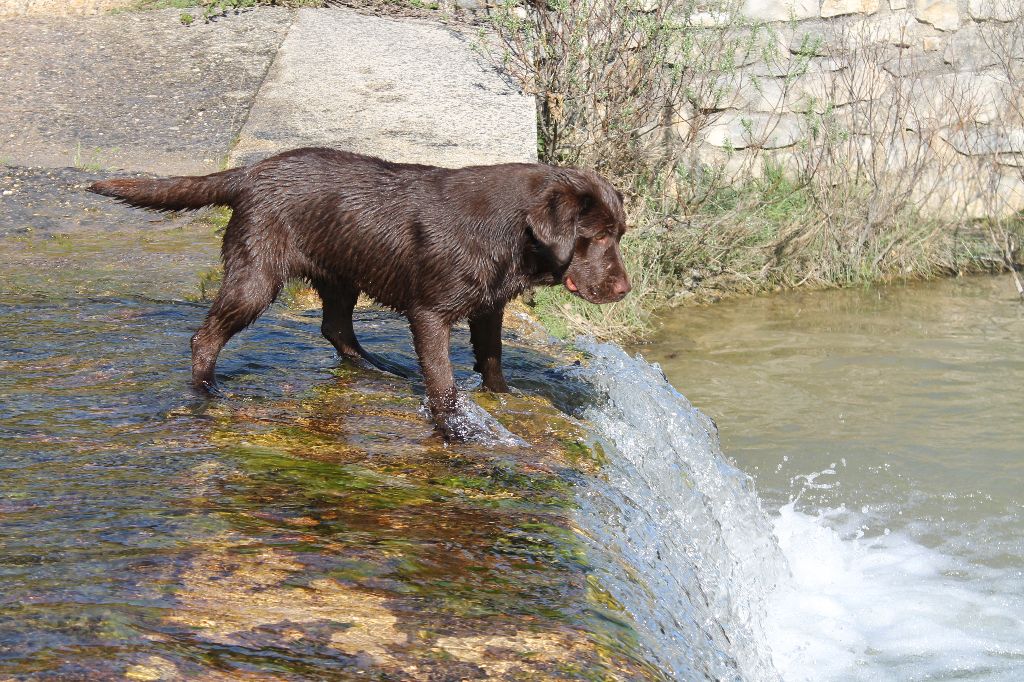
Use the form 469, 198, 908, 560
470, 305, 510, 393
408, 310, 464, 441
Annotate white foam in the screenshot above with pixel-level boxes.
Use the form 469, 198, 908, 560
563, 341, 1024, 680
766, 502, 1024, 681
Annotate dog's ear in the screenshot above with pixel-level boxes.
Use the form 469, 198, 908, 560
527, 179, 592, 266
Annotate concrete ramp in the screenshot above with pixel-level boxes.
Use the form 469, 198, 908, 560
0, 9, 290, 176
0, 6, 537, 299
230, 8, 536, 168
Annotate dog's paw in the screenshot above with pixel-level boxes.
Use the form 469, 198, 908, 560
191, 379, 224, 398
430, 395, 527, 447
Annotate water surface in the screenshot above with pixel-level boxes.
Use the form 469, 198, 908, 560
5, 175, 1021, 679
642, 275, 1024, 679
0, 215, 665, 679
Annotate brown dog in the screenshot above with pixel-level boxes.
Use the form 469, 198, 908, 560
89, 148, 631, 440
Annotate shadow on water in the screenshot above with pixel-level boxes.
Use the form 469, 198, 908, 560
0, 290, 662, 680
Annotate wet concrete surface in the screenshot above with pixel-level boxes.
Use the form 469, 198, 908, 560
0, 165, 221, 300
0, 9, 291, 175
0, 166, 194, 238
230, 8, 537, 168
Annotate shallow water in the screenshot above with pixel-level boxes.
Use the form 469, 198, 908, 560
641, 275, 1024, 679
0, 297, 674, 678
0, 220, 666, 678
0, 269, 787, 678
6, 176, 1022, 678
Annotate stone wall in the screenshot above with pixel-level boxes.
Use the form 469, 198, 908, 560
690, 0, 1024, 217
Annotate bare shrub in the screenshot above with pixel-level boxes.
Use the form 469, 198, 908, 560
488, 0, 797, 191
488, 0, 1024, 339
785, 20, 974, 277
486, 0, 806, 335
973, 0, 1024, 296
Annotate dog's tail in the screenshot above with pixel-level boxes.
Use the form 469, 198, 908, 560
88, 167, 244, 211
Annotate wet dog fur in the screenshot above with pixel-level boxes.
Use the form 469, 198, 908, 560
89, 147, 631, 440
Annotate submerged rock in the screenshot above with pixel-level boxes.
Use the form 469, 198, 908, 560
175, 363, 667, 679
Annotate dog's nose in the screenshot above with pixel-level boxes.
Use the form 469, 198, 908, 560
613, 277, 632, 297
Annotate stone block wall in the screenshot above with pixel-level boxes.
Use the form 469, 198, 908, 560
689, 0, 1024, 217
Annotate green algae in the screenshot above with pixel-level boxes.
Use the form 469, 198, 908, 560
0, 224, 221, 301
1, 202, 665, 678
191, 372, 665, 679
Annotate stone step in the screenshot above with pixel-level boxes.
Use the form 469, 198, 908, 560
0, 9, 290, 176
230, 7, 536, 168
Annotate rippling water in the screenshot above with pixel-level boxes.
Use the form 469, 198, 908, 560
639, 275, 1024, 679
0, 288, 662, 678
4, 196, 1021, 679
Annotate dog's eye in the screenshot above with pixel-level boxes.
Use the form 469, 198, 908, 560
594, 234, 609, 245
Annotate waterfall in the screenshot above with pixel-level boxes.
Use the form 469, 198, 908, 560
563, 341, 787, 680
559, 340, 1024, 681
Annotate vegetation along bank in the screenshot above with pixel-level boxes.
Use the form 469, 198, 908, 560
72, 0, 1024, 340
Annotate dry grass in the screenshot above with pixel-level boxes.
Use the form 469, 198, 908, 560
531, 167, 1022, 341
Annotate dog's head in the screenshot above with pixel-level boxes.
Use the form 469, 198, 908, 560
527, 169, 631, 304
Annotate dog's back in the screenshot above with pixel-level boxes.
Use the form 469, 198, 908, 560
88, 148, 544, 316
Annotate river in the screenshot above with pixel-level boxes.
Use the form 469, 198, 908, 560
2, 188, 1021, 679
640, 274, 1024, 680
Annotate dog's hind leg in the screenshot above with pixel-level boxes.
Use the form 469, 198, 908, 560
470, 305, 510, 393
317, 282, 364, 360
316, 281, 410, 377
191, 255, 283, 392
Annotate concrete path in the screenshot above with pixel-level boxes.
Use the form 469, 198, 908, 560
0, 9, 291, 175
0, 7, 535, 177
231, 9, 537, 167
0, 5, 536, 298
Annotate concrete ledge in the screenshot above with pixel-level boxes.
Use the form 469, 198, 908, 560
230, 8, 537, 168
0, 0, 131, 19
0, 9, 291, 175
